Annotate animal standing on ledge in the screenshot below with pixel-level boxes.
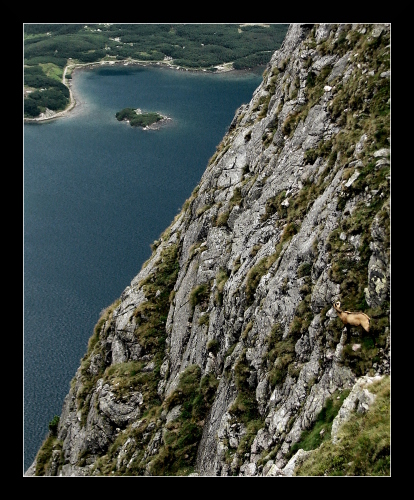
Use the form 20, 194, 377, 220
333, 301, 371, 332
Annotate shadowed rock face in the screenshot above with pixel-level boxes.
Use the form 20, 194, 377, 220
27, 23, 390, 477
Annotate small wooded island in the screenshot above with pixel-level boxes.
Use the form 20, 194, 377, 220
115, 108, 169, 129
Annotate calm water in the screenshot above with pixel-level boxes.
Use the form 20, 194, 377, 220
23, 64, 263, 472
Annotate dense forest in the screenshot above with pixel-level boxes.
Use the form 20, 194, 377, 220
24, 23, 289, 118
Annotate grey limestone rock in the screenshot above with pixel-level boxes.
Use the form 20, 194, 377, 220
331, 375, 382, 444
27, 23, 390, 477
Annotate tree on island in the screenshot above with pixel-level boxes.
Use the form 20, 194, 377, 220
115, 108, 164, 127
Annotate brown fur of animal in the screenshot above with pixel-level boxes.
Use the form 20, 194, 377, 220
333, 301, 370, 332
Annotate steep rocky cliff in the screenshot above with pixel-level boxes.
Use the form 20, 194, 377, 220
26, 23, 390, 477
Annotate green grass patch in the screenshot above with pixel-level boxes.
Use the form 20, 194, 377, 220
241, 321, 254, 341
281, 64, 334, 138
287, 388, 351, 459
134, 242, 180, 354
34, 436, 63, 476
328, 199, 388, 315
75, 297, 121, 426
215, 210, 230, 227
228, 349, 265, 463
206, 338, 219, 355
48, 415, 60, 435
188, 241, 204, 260
229, 349, 262, 422
196, 204, 211, 217
288, 296, 313, 338
245, 255, 272, 306
260, 190, 287, 222
198, 313, 210, 327
215, 267, 229, 305
341, 313, 389, 377
294, 375, 390, 476
189, 282, 211, 312
265, 322, 296, 388
39, 62, 64, 81
149, 365, 219, 476
297, 262, 312, 278
229, 187, 243, 209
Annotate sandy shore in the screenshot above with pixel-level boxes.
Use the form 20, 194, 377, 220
23, 58, 236, 124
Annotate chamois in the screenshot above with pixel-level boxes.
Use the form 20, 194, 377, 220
333, 301, 370, 332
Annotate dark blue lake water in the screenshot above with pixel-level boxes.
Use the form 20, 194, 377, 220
23, 64, 263, 472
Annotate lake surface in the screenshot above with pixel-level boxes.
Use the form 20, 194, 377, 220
23, 63, 263, 472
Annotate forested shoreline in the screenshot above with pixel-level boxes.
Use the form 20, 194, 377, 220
23, 23, 289, 119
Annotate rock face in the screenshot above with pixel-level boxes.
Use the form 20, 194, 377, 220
26, 23, 390, 476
